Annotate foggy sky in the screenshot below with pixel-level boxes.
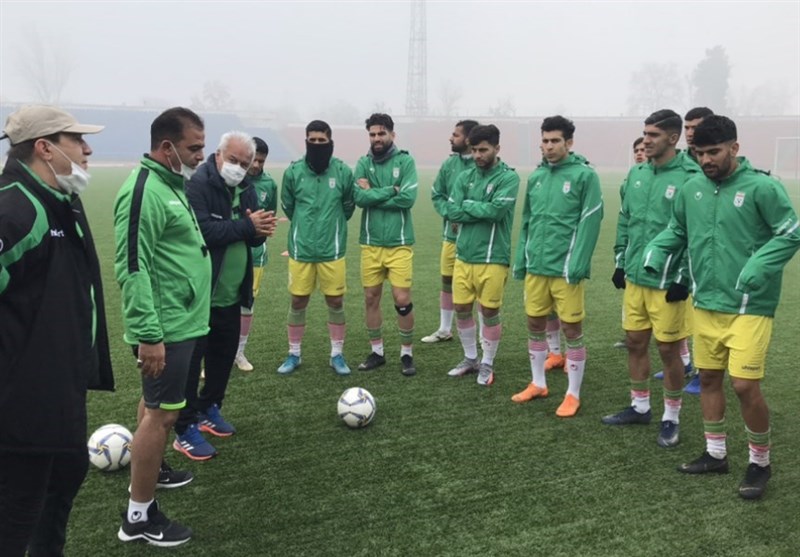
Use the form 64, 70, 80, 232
1, 0, 798, 118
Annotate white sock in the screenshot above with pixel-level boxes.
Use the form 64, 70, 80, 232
440, 309, 454, 334
457, 322, 478, 360
662, 397, 682, 423
237, 335, 248, 356
632, 393, 650, 414
400, 345, 413, 357
370, 340, 384, 357
566, 359, 585, 399
528, 337, 548, 388
706, 436, 727, 459
330, 340, 343, 357
127, 498, 152, 523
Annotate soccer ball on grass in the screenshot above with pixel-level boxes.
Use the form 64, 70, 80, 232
337, 387, 376, 428
87, 424, 133, 471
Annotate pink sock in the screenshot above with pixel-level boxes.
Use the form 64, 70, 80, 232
288, 324, 305, 356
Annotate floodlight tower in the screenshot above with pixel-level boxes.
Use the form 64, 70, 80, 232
405, 0, 428, 116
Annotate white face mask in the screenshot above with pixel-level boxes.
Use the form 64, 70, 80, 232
46, 142, 91, 195
167, 142, 196, 180
220, 162, 247, 187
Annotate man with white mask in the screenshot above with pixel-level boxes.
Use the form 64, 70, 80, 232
0, 105, 114, 556
171, 130, 276, 461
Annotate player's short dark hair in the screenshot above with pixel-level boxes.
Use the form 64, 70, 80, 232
693, 115, 737, 147
150, 107, 204, 150
632, 137, 644, 150
456, 119, 480, 137
541, 115, 575, 141
645, 109, 682, 135
365, 113, 394, 131
306, 120, 332, 139
467, 124, 500, 147
253, 137, 269, 156
685, 107, 714, 121
7, 132, 61, 163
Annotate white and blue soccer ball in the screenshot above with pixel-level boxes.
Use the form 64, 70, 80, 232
87, 424, 133, 471
337, 387, 376, 428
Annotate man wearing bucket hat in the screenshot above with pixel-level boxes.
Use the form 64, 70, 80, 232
0, 105, 114, 556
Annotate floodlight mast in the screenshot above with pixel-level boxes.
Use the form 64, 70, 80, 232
406, 0, 428, 117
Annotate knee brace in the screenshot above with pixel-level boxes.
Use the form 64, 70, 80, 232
394, 303, 414, 316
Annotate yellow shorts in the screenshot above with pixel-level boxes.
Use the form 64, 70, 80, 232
288, 258, 347, 297
524, 275, 584, 322
360, 245, 413, 288
452, 260, 508, 309
440, 241, 456, 277
692, 308, 773, 380
252, 266, 265, 298
622, 282, 691, 342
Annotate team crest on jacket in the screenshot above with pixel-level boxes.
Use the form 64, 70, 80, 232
665, 185, 676, 199
562, 181, 571, 194
734, 191, 746, 207
393, 167, 400, 179
487, 183, 494, 194
329, 177, 336, 189
695, 191, 703, 200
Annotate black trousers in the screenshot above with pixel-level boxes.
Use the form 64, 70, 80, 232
0, 450, 89, 557
175, 304, 240, 434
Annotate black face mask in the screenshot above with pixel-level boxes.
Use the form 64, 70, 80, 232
306, 140, 334, 174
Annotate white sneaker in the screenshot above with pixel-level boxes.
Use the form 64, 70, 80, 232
447, 357, 479, 377
234, 353, 253, 372
421, 330, 453, 343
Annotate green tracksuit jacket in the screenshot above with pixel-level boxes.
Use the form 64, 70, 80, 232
446, 160, 520, 265
432, 153, 475, 242
513, 153, 604, 283
615, 151, 700, 289
353, 149, 418, 247
114, 156, 211, 344
644, 158, 800, 317
250, 170, 278, 267
281, 157, 355, 262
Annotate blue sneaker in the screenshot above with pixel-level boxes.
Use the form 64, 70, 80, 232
601, 406, 652, 425
329, 354, 351, 375
654, 363, 693, 380
198, 403, 236, 437
172, 423, 217, 461
657, 420, 680, 448
684, 373, 701, 395
277, 354, 301, 374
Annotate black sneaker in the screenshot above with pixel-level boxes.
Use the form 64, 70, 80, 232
118, 500, 192, 547
739, 463, 771, 500
677, 451, 729, 474
400, 355, 416, 376
157, 461, 194, 489
656, 421, 680, 448
358, 352, 386, 371
600, 406, 652, 426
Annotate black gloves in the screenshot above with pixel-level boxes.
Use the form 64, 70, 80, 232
612, 268, 626, 289
665, 283, 689, 302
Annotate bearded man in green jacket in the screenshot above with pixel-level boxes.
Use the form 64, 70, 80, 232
644, 115, 800, 500
353, 113, 419, 376
444, 124, 519, 387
